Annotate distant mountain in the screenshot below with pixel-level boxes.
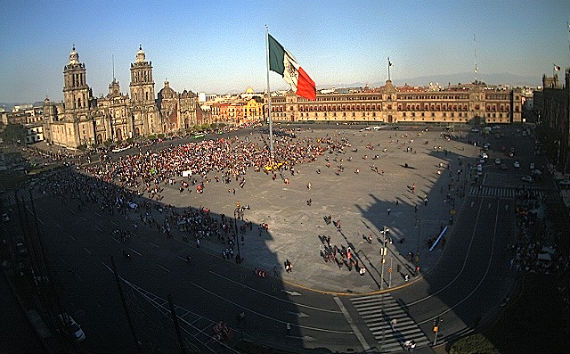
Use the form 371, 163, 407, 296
0, 101, 46, 111
322, 72, 541, 90
398, 72, 540, 87
0, 103, 14, 111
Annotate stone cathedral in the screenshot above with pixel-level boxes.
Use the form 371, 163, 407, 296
43, 46, 199, 149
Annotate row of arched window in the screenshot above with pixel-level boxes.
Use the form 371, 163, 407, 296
132, 69, 151, 83
399, 103, 469, 111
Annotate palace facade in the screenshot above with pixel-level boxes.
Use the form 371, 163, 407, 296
42, 46, 200, 149
270, 80, 522, 125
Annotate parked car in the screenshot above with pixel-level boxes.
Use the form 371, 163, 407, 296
521, 175, 534, 183
513, 161, 520, 168
495, 158, 501, 165
16, 240, 27, 258
57, 314, 86, 342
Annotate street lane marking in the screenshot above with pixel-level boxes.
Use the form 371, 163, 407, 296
288, 311, 309, 318
149, 242, 160, 248
408, 198, 485, 307
286, 335, 315, 341
156, 264, 170, 273
67, 234, 77, 241
426, 198, 502, 322
333, 296, 370, 351
83, 247, 92, 255
101, 262, 112, 273
209, 271, 342, 313
282, 290, 302, 296
129, 248, 142, 256
189, 280, 352, 334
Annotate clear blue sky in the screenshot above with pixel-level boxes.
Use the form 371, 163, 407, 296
0, 0, 568, 103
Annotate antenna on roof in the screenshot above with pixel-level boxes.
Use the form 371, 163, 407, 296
473, 34, 478, 83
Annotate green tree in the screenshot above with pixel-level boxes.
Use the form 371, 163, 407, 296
0, 124, 26, 145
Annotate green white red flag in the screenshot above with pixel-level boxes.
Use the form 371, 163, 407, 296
268, 34, 316, 100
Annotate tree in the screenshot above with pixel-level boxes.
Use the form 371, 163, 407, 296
0, 124, 26, 145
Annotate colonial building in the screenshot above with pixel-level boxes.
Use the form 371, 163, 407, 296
42, 46, 200, 149
540, 70, 569, 174
206, 95, 263, 125
269, 80, 522, 125
2, 105, 45, 144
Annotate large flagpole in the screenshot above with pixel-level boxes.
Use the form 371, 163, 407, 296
265, 25, 274, 161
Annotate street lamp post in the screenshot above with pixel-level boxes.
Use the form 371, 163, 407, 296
379, 226, 389, 289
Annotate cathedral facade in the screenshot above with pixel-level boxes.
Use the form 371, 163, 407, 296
43, 46, 199, 149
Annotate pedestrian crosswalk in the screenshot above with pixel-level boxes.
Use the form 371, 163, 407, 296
469, 185, 544, 199
350, 294, 430, 352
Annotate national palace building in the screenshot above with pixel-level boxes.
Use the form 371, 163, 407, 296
270, 80, 522, 125
9, 46, 524, 150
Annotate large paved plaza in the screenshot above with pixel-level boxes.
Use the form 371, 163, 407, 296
138, 125, 481, 294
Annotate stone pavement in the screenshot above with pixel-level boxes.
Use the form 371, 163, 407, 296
153, 127, 481, 295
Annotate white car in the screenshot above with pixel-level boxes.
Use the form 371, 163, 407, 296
495, 158, 501, 165
58, 314, 86, 342
558, 179, 570, 187
513, 161, 520, 168
521, 175, 533, 183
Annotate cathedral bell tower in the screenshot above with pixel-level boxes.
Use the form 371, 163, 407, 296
130, 45, 155, 105
63, 46, 90, 111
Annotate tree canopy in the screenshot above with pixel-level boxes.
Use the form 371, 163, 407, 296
0, 124, 27, 145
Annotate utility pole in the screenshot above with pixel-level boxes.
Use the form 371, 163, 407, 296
110, 256, 142, 354
388, 256, 393, 288
168, 294, 186, 354
379, 226, 388, 289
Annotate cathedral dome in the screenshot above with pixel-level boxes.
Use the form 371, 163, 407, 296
158, 80, 177, 100
68, 45, 79, 65
135, 45, 146, 63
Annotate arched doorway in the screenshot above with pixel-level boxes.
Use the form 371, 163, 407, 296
135, 127, 140, 137
116, 128, 122, 141
97, 134, 103, 144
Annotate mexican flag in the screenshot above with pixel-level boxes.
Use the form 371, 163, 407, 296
268, 34, 316, 100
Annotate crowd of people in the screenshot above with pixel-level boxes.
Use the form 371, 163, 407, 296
510, 187, 569, 276
81, 134, 350, 201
